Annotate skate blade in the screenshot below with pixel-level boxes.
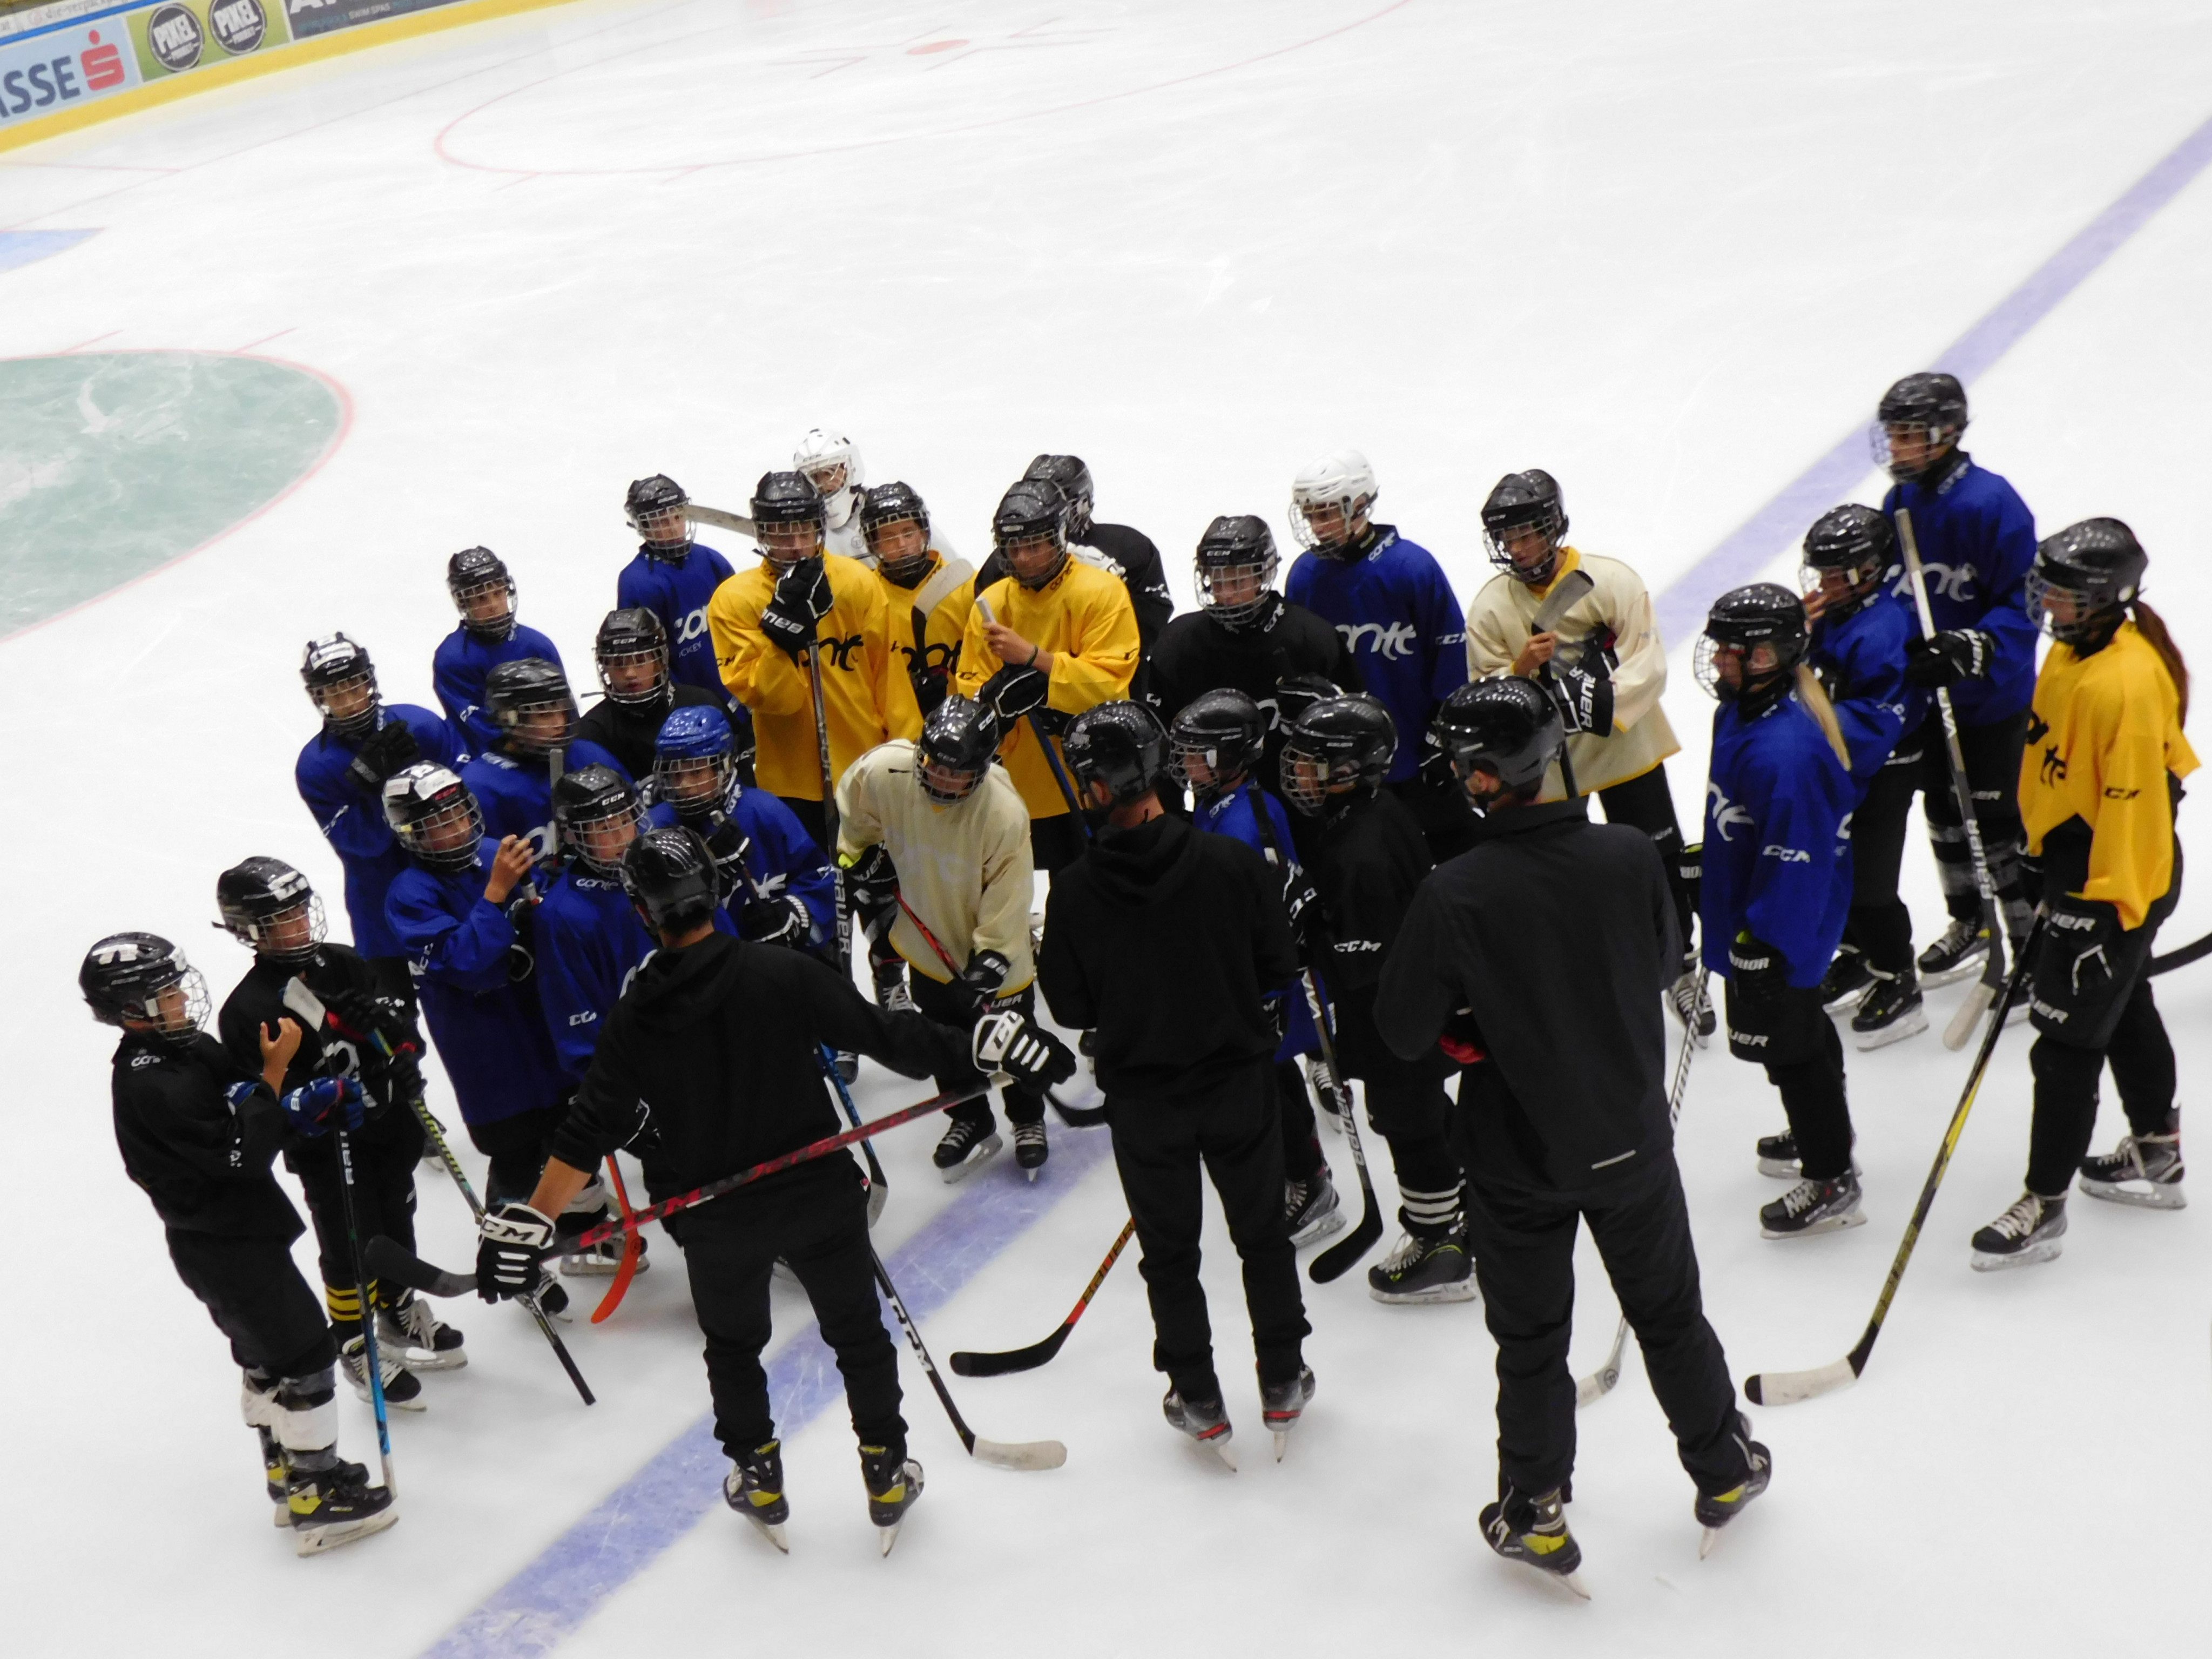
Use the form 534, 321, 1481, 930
1368, 1279, 1480, 1305
1700, 1527, 1719, 1560
1823, 988, 1871, 1015
2079, 1178, 2187, 1210
292, 1506, 399, 1556
1022, 1166, 1042, 1184
271, 1502, 292, 1529
1919, 957, 1986, 989
1290, 1209, 1348, 1248
1853, 1008, 1928, 1050
749, 1519, 790, 1555
1756, 1156, 1800, 1179
386, 1346, 467, 1372
348, 1384, 427, 1412
559, 1256, 638, 1278
1509, 1559, 1589, 1600
937, 1135, 1003, 1184
878, 1522, 901, 1557
1210, 1439, 1238, 1472
1971, 1238, 2063, 1272
1760, 1210, 1866, 1241
1272, 1430, 1289, 1462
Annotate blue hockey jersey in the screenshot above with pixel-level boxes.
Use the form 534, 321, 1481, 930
1809, 594, 1925, 792
534, 866, 738, 1081
295, 703, 460, 959
385, 840, 564, 1127
1701, 696, 1856, 989
1881, 454, 2037, 727
644, 784, 836, 947
432, 623, 565, 759
463, 740, 628, 862
618, 542, 738, 696
1197, 782, 1325, 1060
1285, 525, 1467, 783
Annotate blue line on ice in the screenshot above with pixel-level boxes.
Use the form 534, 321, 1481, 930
424, 97, 2212, 1659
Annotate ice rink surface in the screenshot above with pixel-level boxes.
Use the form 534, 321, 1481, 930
5, 2, 2212, 1653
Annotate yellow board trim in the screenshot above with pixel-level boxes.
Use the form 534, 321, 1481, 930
0, 0, 581, 155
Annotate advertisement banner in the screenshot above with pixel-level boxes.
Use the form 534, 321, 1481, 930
0, 16, 140, 126
282, 0, 463, 42
130, 0, 291, 79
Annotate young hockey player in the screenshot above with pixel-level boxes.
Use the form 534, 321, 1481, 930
1799, 506, 1929, 1046
864, 481, 976, 718
1378, 677, 1769, 1589
214, 858, 462, 1408
1284, 450, 1473, 862
1281, 694, 1470, 1301
1463, 470, 1705, 1037
293, 633, 460, 995
460, 658, 625, 858
1970, 520, 2197, 1268
954, 477, 1142, 872
85, 932, 396, 1554
573, 607, 727, 779
432, 547, 564, 758
1167, 689, 1343, 1244
835, 697, 1047, 1180
1874, 373, 2040, 982
618, 475, 739, 697
994, 454, 1174, 688
474, 827, 1073, 1552
1039, 702, 1313, 1464
1697, 585, 1862, 1237
793, 428, 870, 562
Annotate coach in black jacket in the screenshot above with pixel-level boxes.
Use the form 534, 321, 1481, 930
1377, 679, 1768, 1575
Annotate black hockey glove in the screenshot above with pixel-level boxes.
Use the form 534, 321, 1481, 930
739, 893, 812, 950
347, 720, 421, 794
972, 1010, 1077, 1089
1904, 628, 1996, 688
842, 843, 899, 919
1281, 864, 1323, 953
981, 661, 1050, 723
958, 948, 1012, 1015
1546, 662, 1615, 738
1675, 841, 1703, 911
2045, 898, 2121, 999
1263, 991, 1289, 1043
760, 594, 818, 659
1727, 931, 1788, 1000
774, 555, 834, 622
476, 1201, 557, 1303
697, 812, 757, 905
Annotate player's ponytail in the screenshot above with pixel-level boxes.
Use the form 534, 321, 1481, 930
2132, 601, 2190, 726
1792, 663, 1852, 771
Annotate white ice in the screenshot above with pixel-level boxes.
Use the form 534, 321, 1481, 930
4, 2, 2211, 1654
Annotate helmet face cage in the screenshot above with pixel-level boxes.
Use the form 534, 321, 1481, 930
915, 751, 984, 806
83, 935, 210, 1041
2026, 565, 2133, 648
561, 795, 645, 875
1869, 419, 1962, 480
127, 965, 211, 1041
1693, 629, 1795, 702
449, 565, 518, 636
493, 687, 577, 754
398, 787, 485, 872
794, 431, 862, 528
223, 893, 328, 962
1482, 503, 1566, 584
1170, 724, 1261, 801
597, 637, 670, 706
308, 666, 380, 736
1798, 550, 1888, 615
654, 751, 733, 813
625, 478, 693, 556
865, 511, 933, 582
1277, 736, 1343, 815
1288, 484, 1374, 552
1195, 545, 1279, 625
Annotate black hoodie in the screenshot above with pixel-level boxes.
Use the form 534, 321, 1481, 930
1038, 812, 1298, 1102
552, 933, 972, 1201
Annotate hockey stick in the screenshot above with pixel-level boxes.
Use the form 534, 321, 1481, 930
2148, 928, 2212, 978
589, 1157, 643, 1325
279, 979, 595, 1404
685, 502, 758, 540
819, 1043, 891, 1226
1898, 509, 2009, 1049
1743, 915, 2045, 1407
803, 636, 853, 966
950, 1217, 1138, 1377
332, 1125, 397, 1500
975, 595, 1091, 842
1576, 969, 1708, 1408
1530, 569, 1597, 800
872, 1248, 1068, 1471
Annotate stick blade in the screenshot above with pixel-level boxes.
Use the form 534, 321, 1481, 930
1743, 1357, 1857, 1407
590, 1238, 644, 1325
1309, 1206, 1384, 1284
970, 1437, 1067, 1472
1574, 1364, 1621, 1409
866, 1179, 889, 1228
367, 1235, 475, 1298
1945, 981, 1997, 1050
950, 1326, 1071, 1378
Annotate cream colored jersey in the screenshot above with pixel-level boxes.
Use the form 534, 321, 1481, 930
1464, 547, 1679, 799
835, 740, 1037, 988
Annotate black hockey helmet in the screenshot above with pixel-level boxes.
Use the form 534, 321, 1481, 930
860, 481, 934, 581
994, 477, 1071, 588
554, 764, 644, 876
300, 633, 381, 739
485, 657, 577, 754
1169, 687, 1266, 805
914, 696, 1000, 806
384, 763, 485, 873
1431, 678, 1562, 800
1271, 671, 1341, 732
595, 606, 672, 708
1194, 515, 1279, 628
624, 474, 692, 556
1873, 372, 1968, 480
214, 857, 326, 963
751, 470, 825, 567
447, 547, 518, 639
1279, 694, 1397, 817
1696, 582, 1809, 703
623, 826, 719, 934
2029, 517, 2148, 649
1023, 454, 1094, 541
80, 932, 208, 1043
1064, 700, 1170, 811
1481, 470, 1569, 586
1799, 504, 1896, 621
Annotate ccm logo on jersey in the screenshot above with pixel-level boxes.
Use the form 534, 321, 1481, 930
567, 1010, 598, 1027
1333, 938, 1382, 954
1705, 783, 1754, 841
1336, 621, 1418, 660
1761, 844, 1811, 863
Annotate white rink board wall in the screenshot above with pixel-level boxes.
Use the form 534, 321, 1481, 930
3, 3, 2211, 1657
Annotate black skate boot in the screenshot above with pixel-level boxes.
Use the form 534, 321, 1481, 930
834, 1050, 860, 1084
377, 1289, 467, 1372
257, 1427, 291, 1529
1480, 1485, 1586, 1599
871, 954, 914, 1014
1755, 1129, 1799, 1179
1850, 970, 1927, 1050
723, 1439, 789, 1553
1259, 1366, 1315, 1462
1917, 916, 1989, 988
2079, 1123, 2185, 1210
1367, 1217, 1477, 1304
860, 1444, 923, 1556
286, 1457, 397, 1556
1695, 1417, 1772, 1557
1970, 1191, 2067, 1270
1162, 1387, 1236, 1469
1286, 1167, 1346, 1246
1819, 948, 1875, 1013
1669, 966, 1716, 1046
532, 1270, 571, 1319
1759, 1172, 1865, 1239
339, 1334, 423, 1411
933, 1116, 1002, 1183
1012, 1120, 1048, 1180
1306, 1056, 1351, 1135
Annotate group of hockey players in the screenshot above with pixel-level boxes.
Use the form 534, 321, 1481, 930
87, 386, 2194, 1589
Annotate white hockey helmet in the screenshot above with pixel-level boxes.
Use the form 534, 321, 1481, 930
1287, 449, 1379, 550
793, 428, 864, 530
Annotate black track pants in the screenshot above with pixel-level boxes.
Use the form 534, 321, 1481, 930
1726, 981, 1853, 1179
1843, 745, 1923, 976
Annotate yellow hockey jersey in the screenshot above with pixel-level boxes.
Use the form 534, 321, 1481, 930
2021, 620, 2197, 930
878, 551, 979, 707
709, 552, 922, 802
954, 560, 1140, 821
835, 740, 1036, 989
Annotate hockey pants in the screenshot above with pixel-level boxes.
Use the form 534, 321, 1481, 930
1840, 742, 1924, 979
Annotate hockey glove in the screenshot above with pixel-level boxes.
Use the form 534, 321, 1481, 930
958, 948, 1012, 1014
1263, 992, 1289, 1043
841, 843, 899, 919
476, 1201, 557, 1303
281, 1076, 363, 1138
972, 1010, 1077, 1089
1281, 864, 1324, 953
759, 592, 818, 659
347, 721, 421, 794
221, 1080, 271, 1117
1675, 841, 1703, 911
1904, 628, 1996, 688
697, 813, 757, 905
773, 555, 835, 624
1438, 1007, 1488, 1067
981, 662, 1050, 723
2046, 898, 2121, 999
1727, 931, 1788, 1000
739, 893, 812, 949
1546, 663, 1615, 738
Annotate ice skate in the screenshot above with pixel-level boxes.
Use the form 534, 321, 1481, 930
1971, 1192, 2066, 1270
1012, 1121, 1048, 1181
1367, 1220, 1478, 1304
1917, 916, 1989, 987
724, 1440, 790, 1553
1286, 1168, 1346, 1246
257, 1427, 291, 1529
933, 1117, 1002, 1183
1306, 1056, 1352, 1135
286, 1458, 397, 1556
339, 1334, 423, 1411
1259, 1366, 1314, 1462
1668, 966, 1715, 1046
833, 1049, 860, 1083
1695, 1419, 1772, 1557
1480, 1486, 1587, 1599
1819, 948, 1875, 1013
376, 1289, 467, 1371
2079, 1128, 2185, 1210
1755, 1128, 1799, 1179
1163, 1388, 1236, 1468
871, 955, 915, 1014
1850, 971, 1927, 1050
558, 1232, 642, 1278
1759, 1173, 1864, 1239
861, 1445, 923, 1556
